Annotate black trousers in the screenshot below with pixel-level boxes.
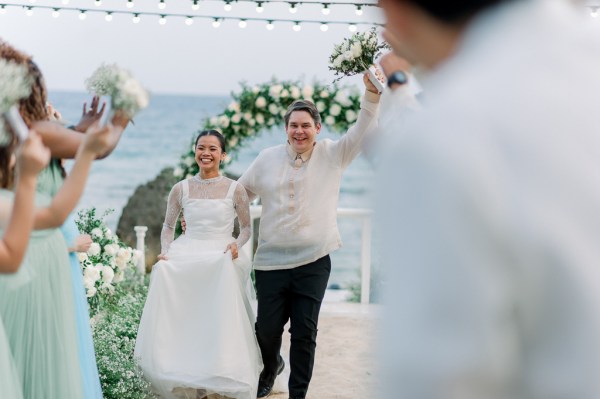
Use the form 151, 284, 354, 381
255, 255, 331, 399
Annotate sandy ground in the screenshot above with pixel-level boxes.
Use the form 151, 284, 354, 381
268, 303, 381, 399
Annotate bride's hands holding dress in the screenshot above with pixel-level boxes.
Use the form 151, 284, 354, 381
225, 242, 239, 260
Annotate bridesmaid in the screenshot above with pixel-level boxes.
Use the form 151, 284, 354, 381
0, 129, 51, 399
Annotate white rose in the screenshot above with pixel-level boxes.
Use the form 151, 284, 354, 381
333, 55, 343, 68
290, 86, 300, 99
231, 113, 241, 124
269, 84, 283, 98
209, 116, 218, 126
280, 109, 287, 117
343, 50, 354, 61
101, 282, 115, 295
227, 101, 240, 112
83, 276, 95, 289
117, 248, 132, 262
104, 244, 117, 257
329, 104, 342, 116
252, 86, 260, 94
334, 91, 352, 106
115, 257, 127, 270
101, 266, 115, 284
243, 112, 252, 121
302, 85, 314, 99
280, 89, 290, 98
320, 90, 329, 99
78, 252, 88, 262
255, 113, 265, 125
87, 242, 100, 257
248, 118, 256, 126
351, 42, 362, 58
228, 136, 239, 148
255, 96, 267, 108
86, 287, 97, 298
84, 265, 101, 282
268, 104, 279, 114
91, 228, 103, 240
325, 115, 335, 125
173, 167, 184, 178
267, 118, 275, 126
316, 101, 326, 112
345, 109, 357, 123
183, 156, 194, 167
105, 228, 112, 239
218, 115, 230, 128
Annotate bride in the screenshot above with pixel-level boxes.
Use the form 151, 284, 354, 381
134, 130, 262, 399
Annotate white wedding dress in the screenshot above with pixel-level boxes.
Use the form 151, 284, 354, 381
135, 176, 262, 399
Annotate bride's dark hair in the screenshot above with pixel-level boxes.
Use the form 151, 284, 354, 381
195, 130, 226, 152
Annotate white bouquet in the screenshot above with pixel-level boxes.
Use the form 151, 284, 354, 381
0, 59, 33, 143
76, 208, 142, 309
85, 63, 149, 119
328, 28, 388, 93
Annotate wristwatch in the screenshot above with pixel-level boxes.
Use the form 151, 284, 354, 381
386, 70, 408, 88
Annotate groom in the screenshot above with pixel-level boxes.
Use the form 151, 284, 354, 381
238, 74, 399, 399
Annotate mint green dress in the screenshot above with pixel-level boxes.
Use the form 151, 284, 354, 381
0, 167, 84, 398
0, 316, 23, 399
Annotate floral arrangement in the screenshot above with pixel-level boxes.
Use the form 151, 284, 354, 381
85, 63, 150, 119
328, 28, 388, 81
0, 59, 33, 143
75, 208, 142, 312
172, 78, 361, 179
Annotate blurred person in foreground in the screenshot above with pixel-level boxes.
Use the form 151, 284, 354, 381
376, 0, 600, 398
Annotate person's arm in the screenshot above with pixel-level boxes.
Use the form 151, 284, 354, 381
226, 182, 251, 260
67, 234, 92, 253
330, 74, 381, 168
72, 96, 106, 133
237, 158, 260, 203
158, 182, 183, 260
0, 131, 50, 272
33, 123, 116, 230
32, 109, 129, 160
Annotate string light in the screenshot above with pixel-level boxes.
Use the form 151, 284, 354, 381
321, 3, 329, 15
591, 6, 599, 18
212, 17, 221, 27
348, 23, 357, 32
105, 11, 112, 21
185, 15, 193, 24
224, 1, 232, 11
126, 0, 134, 8
238, 18, 247, 27
52, 8, 60, 17
132, 12, 140, 22
61, 0, 69, 4
255, 1, 264, 13
78, 10, 86, 19
158, 0, 166, 9
159, 14, 166, 24
191, 0, 199, 10
25, 6, 33, 16
292, 21, 301, 31
289, 2, 297, 13
0, 5, 6, 14
28, 0, 35, 3
320, 22, 328, 31
266, 20, 274, 30
355, 4, 362, 15
94, 0, 101, 6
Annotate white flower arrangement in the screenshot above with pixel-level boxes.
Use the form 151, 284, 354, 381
0, 59, 33, 143
328, 28, 388, 81
85, 63, 150, 119
173, 78, 362, 179
76, 208, 142, 308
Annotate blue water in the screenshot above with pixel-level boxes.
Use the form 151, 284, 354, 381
49, 91, 376, 289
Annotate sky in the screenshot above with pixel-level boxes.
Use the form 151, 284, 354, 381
0, 0, 385, 95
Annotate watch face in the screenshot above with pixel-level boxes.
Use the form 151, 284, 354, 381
388, 71, 408, 88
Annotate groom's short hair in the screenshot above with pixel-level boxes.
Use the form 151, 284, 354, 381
284, 100, 322, 127
405, 0, 510, 23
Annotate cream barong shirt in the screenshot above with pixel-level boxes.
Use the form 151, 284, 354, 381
238, 91, 380, 271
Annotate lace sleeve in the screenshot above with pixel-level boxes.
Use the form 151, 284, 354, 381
160, 182, 183, 254
233, 182, 251, 248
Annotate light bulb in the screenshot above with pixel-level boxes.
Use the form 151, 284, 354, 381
185, 16, 194, 25
266, 21, 274, 30
321, 4, 330, 15
320, 23, 328, 31
212, 19, 221, 27
132, 14, 140, 23
289, 3, 297, 13
348, 24, 357, 32
95, 0, 102, 6
224, 2, 232, 11
256, 2, 264, 13
159, 15, 167, 24
105, 13, 113, 21
127, 0, 134, 8
355, 5, 363, 15
192, 0, 199, 10
52, 9, 60, 17
0, 6, 6, 15
592, 7, 599, 17
61, 0, 70, 4
25, 7, 33, 16
79, 11, 87, 20
293, 22, 301, 31
158, 0, 166, 9
28, 0, 35, 3
238, 20, 247, 28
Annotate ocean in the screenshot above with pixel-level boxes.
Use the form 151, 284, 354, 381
49, 91, 377, 290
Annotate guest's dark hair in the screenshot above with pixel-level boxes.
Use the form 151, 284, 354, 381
195, 130, 226, 152
0, 126, 18, 189
284, 100, 321, 127
407, 0, 509, 24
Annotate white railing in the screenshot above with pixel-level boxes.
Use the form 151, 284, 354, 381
134, 206, 374, 304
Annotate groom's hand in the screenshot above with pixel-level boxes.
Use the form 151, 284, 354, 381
225, 242, 239, 260
157, 254, 169, 261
